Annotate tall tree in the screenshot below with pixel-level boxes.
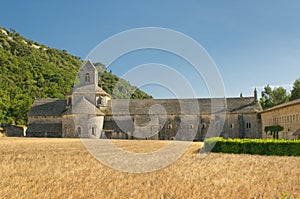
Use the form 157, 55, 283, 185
260, 85, 290, 110
290, 78, 300, 101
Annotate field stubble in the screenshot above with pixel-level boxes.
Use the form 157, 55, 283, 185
0, 137, 299, 198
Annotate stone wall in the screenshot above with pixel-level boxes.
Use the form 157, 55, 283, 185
27, 116, 62, 137
103, 112, 262, 141
238, 113, 262, 139
63, 114, 104, 138
62, 114, 76, 137
261, 101, 300, 139
201, 113, 261, 140
4, 124, 25, 137
28, 116, 61, 124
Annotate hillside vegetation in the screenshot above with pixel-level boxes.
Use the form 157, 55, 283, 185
0, 27, 151, 125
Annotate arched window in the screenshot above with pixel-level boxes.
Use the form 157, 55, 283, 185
77, 127, 81, 137
85, 73, 90, 82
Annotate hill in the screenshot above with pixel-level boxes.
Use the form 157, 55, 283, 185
0, 27, 151, 125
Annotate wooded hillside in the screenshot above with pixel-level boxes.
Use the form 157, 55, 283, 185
0, 27, 151, 125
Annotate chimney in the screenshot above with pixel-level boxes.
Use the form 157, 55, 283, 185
254, 88, 258, 101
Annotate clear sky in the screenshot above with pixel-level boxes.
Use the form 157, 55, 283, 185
1, 0, 300, 98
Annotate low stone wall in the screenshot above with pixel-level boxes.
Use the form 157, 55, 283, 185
4, 124, 25, 137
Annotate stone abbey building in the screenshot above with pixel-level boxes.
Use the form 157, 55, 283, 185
261, 99, 300, 139
27, 61, 263, 140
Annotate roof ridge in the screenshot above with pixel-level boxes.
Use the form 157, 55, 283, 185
66, 97, 105, 116
262, 98, 300, 112
80, 59, 96, 71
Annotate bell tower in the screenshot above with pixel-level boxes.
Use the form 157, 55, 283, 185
67, 60, 100, 106
79, 59, 98, 86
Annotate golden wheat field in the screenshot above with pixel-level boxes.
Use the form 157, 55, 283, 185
0, 137, 300, 199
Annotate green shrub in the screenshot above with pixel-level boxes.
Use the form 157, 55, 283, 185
204, 137, 300, 156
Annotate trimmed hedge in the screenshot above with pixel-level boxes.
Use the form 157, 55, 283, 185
204, 137, 300, 156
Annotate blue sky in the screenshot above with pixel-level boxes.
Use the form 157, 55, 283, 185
1, 0, 300, 98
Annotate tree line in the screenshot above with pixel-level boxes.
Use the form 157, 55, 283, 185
260, 78, 300, 110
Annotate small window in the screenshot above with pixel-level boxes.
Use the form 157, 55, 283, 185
201, 123, 206, 129
230, 123, 234, 128
92, 127, 96, 136
97, 97, 102, 105
246, 123, 251, 129
77, 127, 81, 136
168, 124, 172, 129
85, 73, 90, 82
190, 124, 194, 129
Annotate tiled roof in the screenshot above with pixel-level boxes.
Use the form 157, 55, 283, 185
28, 96, 260, 118
28, 98, 66, 117
69, 84, 111, 97
293, 128, 300, 136
80, 59, 96, 71
261, 98, 300, 113
103, 116, 134, 132
107, 97, 261, 116
63, 97, 104, 115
